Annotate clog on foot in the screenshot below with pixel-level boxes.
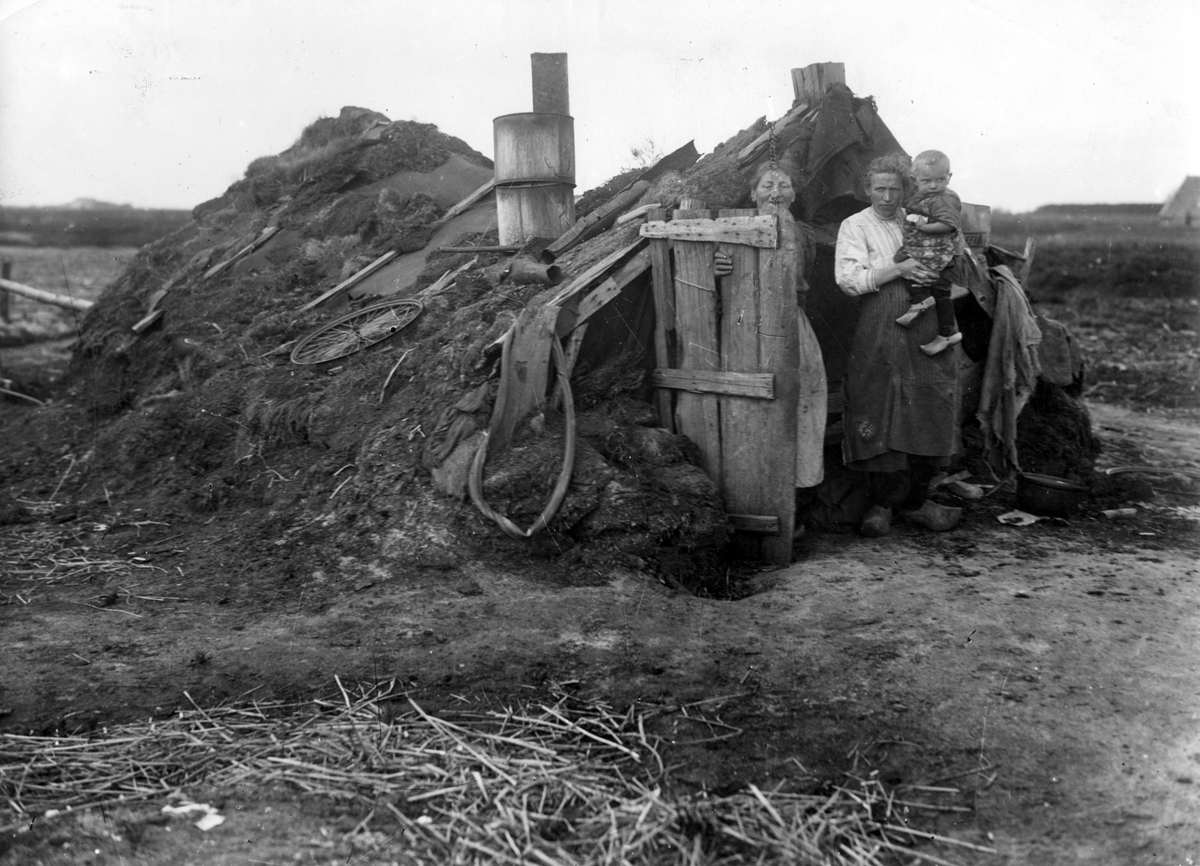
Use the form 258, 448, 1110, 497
901, 500, 962, 531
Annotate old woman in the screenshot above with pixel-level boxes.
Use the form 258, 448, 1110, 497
835, 153, 963, 536
716, 162, 827, 495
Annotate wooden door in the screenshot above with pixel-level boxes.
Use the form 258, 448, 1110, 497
642, 207, 799, 564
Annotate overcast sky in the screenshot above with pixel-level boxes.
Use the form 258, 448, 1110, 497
0, 0, 1195, 212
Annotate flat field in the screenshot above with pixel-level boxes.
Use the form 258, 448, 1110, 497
993, 212, 1200, 415
0, 246, 136, 340
0, 246, 137, 393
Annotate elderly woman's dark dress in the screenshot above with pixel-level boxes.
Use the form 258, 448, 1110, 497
834, 165, 962, 535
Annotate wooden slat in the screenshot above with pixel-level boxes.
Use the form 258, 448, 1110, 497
614, 203, 658, 226
555, 248, 650, 336
487, 303, 560, 453
573, 278, 620, 329
791, 62, 845, 104
299, 250, 398, 313
434, 179, 495, 227
652, 369, 774, 399
0, 276, 92, 312
639, 215, 778, 248
728, 514, 780, 534
755, 208, 800, 563
716, 207, 772, 552
647, 208, 675, 431
204, 225, 280, 281
545, 181, 649, 259
736, 102, 810, 167
436, 244, 519, 254
548, 238, 646, 308
131, 309, 163, 334
562, 323, 588, 379
670, 205, 722, 480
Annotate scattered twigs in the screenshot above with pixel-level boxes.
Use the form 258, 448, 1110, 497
1, 524, 166, 585
0, 683, 977, 865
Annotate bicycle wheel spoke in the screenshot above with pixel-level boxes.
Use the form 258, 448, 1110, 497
290, 298, 424, 365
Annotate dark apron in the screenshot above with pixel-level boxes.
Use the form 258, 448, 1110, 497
841, 278, 962, 466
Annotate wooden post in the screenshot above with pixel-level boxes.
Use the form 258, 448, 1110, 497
0, 260, 11, 323
0, 275, 92, 311
755, 209, 799, 563
647, 207, 676, 430
790, 62, 845, 105
671, 202, 722, 480
531, 53, 569, 114
717, 208, 764, 557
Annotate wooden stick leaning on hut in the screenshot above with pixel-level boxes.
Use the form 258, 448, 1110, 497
543, 140, 699, 260
0, 277, 92, 312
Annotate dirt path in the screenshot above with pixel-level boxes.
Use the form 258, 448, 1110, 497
3, 401, 1199, 864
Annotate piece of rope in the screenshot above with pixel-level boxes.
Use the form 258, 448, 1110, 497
469, 337, 577, 539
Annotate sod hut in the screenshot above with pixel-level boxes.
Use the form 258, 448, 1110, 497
19, 61, 1092, 586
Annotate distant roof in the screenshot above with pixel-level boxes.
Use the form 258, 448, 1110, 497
1159, 176, 1200, 219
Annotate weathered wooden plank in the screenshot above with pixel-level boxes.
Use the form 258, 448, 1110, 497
0, 277, 92, 312
487, 302, 560, 453
652, 369, 774, 399
715, 208, 772, 556
204, 225, 280, 281
545, 181, 650, 259
436, 244, 518, 254
791, 62, 845, 104
614, 203, 658, 226
549, 238, 646, 308
131, 309, 164, 334
549, 321, 590, 413
639, 215, 778, 248
736, 102, 811, 167
434, 179, 496, 227
671, 205, 722, 480
299, 250, 398, 313
647, 207, 675, 431
573, 278, 620, 331
562, 322, 588, 379
728, 514, 780, 534
555, 248, 650, 336
755, 208, 801, 563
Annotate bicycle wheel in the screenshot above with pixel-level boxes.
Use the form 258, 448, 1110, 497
290, 298, 423, 365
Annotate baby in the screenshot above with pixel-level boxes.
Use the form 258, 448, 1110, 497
893, 150, 968, 355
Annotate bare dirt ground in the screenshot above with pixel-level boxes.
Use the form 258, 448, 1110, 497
3, 369, 1199, 862
1, 402, 1198, 865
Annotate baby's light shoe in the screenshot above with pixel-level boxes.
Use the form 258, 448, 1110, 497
896, 296, 935, 327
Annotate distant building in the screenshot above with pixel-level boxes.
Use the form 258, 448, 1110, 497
1158, 176, 1200, 227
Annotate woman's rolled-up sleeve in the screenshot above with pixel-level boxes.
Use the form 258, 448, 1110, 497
835, 218, 879, 296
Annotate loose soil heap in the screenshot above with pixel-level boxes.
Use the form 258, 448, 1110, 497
4, 108, 733, 592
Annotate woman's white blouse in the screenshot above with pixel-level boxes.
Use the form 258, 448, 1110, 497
834, 207, 905, 296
